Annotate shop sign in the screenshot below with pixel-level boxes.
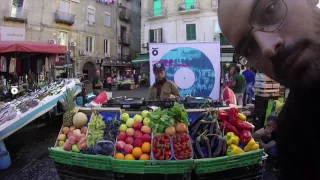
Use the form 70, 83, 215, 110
221, 53, 233, 62
0, 26, 25, 41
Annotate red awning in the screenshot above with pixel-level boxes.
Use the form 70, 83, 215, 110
0, 41, 67, 54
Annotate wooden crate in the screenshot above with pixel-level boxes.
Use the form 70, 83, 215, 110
255, 81, 280, 89
255, 73, 273, 82
256, 92, 280, 98
255, 88, 279, 93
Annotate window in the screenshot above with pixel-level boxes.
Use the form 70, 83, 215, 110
149, 28, 162, 43
104, 39, 109, 54
104, 13, 111, 27
220, 34, 231, 46
87, 6, 96, 25
11, 0, 24, 17
186, 24, 196, 41
153, 0, 162, 16
86, 36, 94, 52
58, 31, 68, 46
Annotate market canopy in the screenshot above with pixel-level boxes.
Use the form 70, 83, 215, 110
132, 54, 149, 64
0, 41, 67, 54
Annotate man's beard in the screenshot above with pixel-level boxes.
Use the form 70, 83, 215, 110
270, 39, 320, 90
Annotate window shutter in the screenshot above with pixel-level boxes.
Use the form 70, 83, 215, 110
159, 28, 162, 43
149, 29, 154, 43
192, 24, 196, 40
86, 37, 89, 51
186, 25, 190, 40
105, 14, 110, 26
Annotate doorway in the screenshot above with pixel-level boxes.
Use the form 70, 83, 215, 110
82, 62, 95, 81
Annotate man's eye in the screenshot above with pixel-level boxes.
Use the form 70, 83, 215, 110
263, 3, 276, 21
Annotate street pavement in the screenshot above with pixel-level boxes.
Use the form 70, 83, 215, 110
0, 87, 276, 180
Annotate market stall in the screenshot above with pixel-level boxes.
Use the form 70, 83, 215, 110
0, 79, 81, 152
48, 102, 267, 180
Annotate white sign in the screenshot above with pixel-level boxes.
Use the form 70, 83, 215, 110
0, 26, 25, 41
150, 43, 221, 100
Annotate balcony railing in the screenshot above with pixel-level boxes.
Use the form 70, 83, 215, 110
178, 0, 200, 14
55, 10, 76, 25
119, 54, 132, 61
119, 8, 131, 23
147, 7, 167, 20
118, 36, 131, 46
211, 0, 218, 10
4, 6, 28, 22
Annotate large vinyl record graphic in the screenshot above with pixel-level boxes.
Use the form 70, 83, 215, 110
150, 43, 221, 100
160, 47, 215, 97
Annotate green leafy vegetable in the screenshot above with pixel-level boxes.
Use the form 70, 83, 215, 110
148, 103, 189, 134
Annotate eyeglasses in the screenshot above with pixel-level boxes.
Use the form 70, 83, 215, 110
233, 0, 288, 67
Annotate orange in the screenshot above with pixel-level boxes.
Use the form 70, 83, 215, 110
115, 153, 125, 159
125, 154, 135, 160
139, 154, 150, 160
132, 147, 143, 158
141, 142, 151, 153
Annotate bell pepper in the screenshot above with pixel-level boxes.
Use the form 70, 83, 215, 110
218, 110, 229, 121
244, 138, 259, 152
227, 144, 245, 156
224, 132, 239, 145
239, 130, 252, 145
235, 121, 254, 132
229, 108, 240, 126
238, 113, 246, 121
220, 121, 240, 136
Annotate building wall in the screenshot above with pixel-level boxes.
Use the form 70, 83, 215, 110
0, 0, 140, 77
141, 0, 220, 54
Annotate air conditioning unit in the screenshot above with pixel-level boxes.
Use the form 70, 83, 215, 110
105, 53, 110, 57
69, 42, 76, 47
48, 40, 56, 44
79, 50, 86, 56
191, 5, 195, 9
67, 50, 74, 58
96, 59, 102, 64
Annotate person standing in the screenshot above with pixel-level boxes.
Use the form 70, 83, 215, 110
230, 66, 246, 106
133, 72, 139, 89
92, 70, 102, 96
149, 63, 180, 100
242, 67, 256, 105
106, 74, 113, 91
223, 67, 235, 88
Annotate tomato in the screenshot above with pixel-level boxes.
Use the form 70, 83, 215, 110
175, 123, 187, 133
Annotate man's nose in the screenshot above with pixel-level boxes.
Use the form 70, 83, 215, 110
253, 31, 284, 58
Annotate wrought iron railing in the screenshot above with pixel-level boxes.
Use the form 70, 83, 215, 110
178, 0, 200, 11
147, 7, 167, 18
55, 10, 76, 24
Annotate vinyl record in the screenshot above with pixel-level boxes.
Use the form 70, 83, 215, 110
158, 47, 216, 97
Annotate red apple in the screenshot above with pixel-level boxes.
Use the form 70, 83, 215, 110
77, 141, 87, 151
116, 141, 126, 151
141, 134, 151, 143
67, 132, 74, 138
70, 126, 76, 132
117, 132, 127, 141
124, 144, 133, 154
81, 126, 88, 134
125, 136, 134, 145
134, 131, 143, 139
68, 136, 77, 144
133, 138, 143, 147
132, 122, 143, 131
141, 126, 151, 134
76, 134, 86, 142
63, 142, 72, 151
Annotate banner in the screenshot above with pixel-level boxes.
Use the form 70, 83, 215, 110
150, 43, 221, 100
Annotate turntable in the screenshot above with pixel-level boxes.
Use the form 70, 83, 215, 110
104, 96, 145, 110
182, 96, 224, 108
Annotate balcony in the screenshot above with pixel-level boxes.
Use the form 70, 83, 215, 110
54, 10, 76, 25
211, 0, 218, 10
119, 8, 131, 23
118, 36, 131, 46
147, 7, 167, 20
119, 54, 132, 62
178, 0, 200, 15
4, 6, 28, 23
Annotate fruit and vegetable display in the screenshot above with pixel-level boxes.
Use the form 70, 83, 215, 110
115, 111, 152, 160
55, 125, 88, 152
86, 112, 106, 147
172, 133, 193, 160
152, 134, 172, 160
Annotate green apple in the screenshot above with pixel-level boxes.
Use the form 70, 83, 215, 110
59, 141, 65, 147
133, 114, 143, 123
126, 118, 135, 128
143, 118, 151, 126
141, 110, 149, 119
119, 124, 128, 132
121, 113, 130, 122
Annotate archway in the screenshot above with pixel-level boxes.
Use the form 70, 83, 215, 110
82, 62, 96, 81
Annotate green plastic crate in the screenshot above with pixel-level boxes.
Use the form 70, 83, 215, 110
112, 159, 194, 174
48, 148, 113, 170
194, 149, 264, 174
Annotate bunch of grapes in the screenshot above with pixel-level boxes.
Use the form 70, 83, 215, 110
86, 114, 106, 147
81, 147, 95, 154
103, 118, 122, 140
